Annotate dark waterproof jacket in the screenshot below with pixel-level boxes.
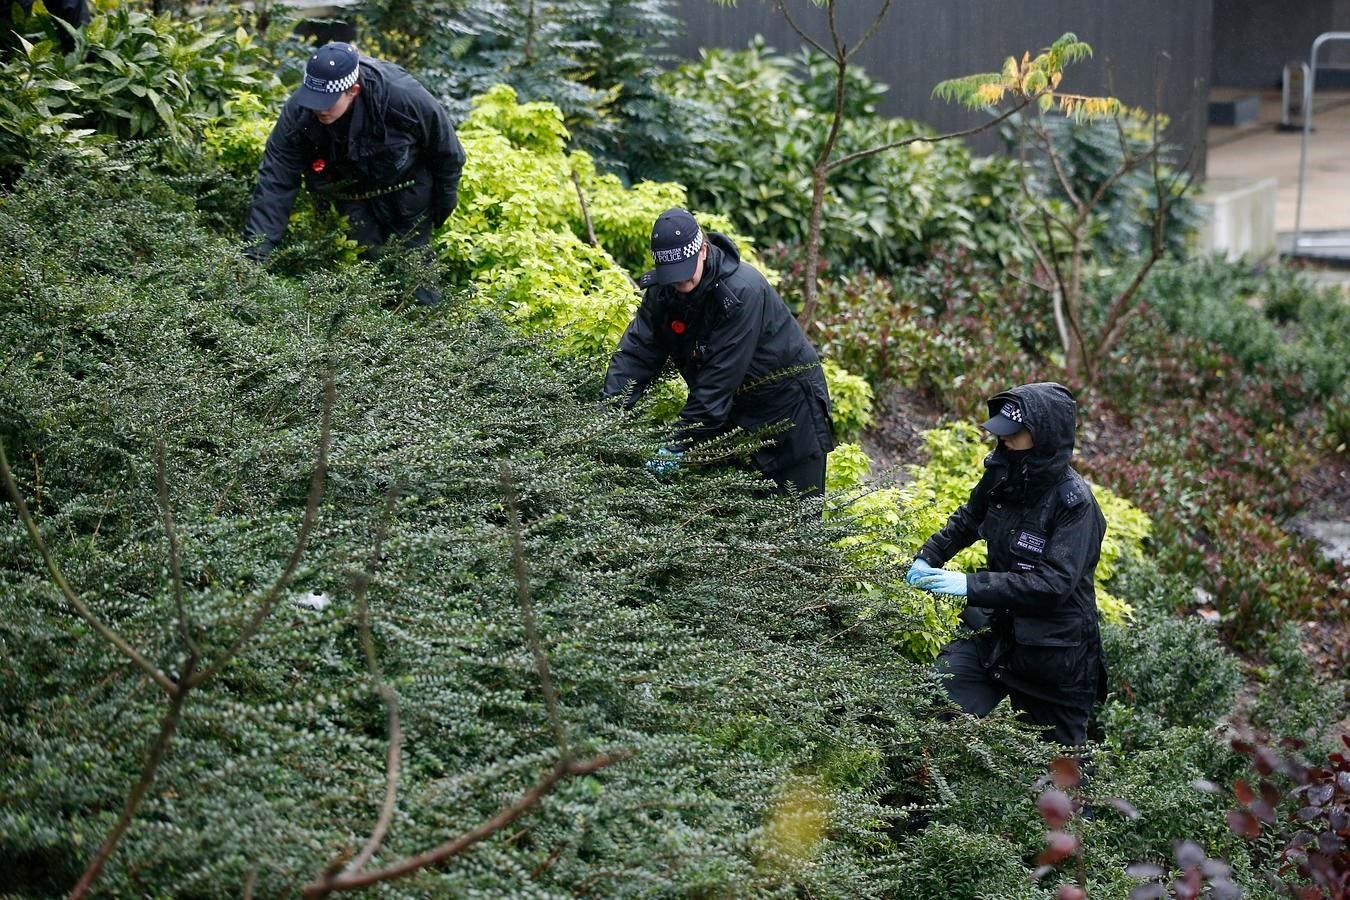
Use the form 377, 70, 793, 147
920, 382, 1107, 706
602, 233, 834, 478
244, 58, 465, 258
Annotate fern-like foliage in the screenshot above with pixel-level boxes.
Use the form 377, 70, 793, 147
931, 32, 1116, 123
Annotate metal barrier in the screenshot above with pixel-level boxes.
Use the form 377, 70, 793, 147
1281, 61, 1310, 130
1292, 32, 1350, 254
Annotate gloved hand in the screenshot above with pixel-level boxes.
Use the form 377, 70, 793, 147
645, 447, 682, 476
906, 557, 940, 586
915, 569, 968, 597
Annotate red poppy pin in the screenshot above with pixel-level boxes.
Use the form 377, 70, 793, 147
671, 320, 686, 334
311, 158, 327, 173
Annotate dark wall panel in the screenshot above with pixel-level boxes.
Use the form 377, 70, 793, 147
1211, 0, 1349, 88
669, 0, 1213, 167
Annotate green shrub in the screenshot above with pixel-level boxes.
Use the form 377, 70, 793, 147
1087, 307, 1342, 649
662, 41, 1030, 273
824, 443, 956, 660
1100, 596, 1242, 731
1248, 621, 1346, 747
0, 2, 284, 179
1140, 258, 1350, 407
442, 84, 768, 361
892, 824, 1044, 900
822, 359, 874, 440
1, 159, 1006, 896
1082, 726, 1254, 873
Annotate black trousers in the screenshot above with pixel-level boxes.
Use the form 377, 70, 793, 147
769, 451, 826, 499
934, 637, 1092, 747
339, 194, 440, 306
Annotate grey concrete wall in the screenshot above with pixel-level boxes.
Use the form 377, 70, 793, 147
668, 0, 1213, 167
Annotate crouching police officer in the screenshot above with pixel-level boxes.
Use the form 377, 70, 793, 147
602, 208, 834, 497
908, 382, 1107, 746
244, 42, 466, 304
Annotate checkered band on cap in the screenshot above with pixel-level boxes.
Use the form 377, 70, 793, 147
303, 65, 359, 95
652, 228, 703, 266
998, 402, 1024, 424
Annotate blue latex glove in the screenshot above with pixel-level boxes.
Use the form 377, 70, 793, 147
906, 558, 940, 586
645, 447, 683, 476
916, 569, 968, 597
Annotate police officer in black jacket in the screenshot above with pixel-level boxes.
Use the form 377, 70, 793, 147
602, 208, 834, 497
908, 382, 1107, 746
244, 43, 465, 302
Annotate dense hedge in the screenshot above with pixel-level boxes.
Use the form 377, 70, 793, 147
1, 163, 1047, 896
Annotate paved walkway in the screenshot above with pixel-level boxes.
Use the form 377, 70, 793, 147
1207, 87, 1350, 238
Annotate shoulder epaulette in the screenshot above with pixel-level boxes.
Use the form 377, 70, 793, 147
710, 280, 741, 315
638, 270, 658, 289
1058, 475, 1088, 509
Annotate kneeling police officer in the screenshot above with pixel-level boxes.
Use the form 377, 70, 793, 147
909, 382, 1107, 746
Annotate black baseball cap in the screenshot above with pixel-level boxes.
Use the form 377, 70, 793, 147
982, 400, 1027, 436
650, 208, 705, 285
293, 42, 360, 111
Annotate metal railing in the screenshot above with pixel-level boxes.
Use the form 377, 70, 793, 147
1292, 32, 1350, 254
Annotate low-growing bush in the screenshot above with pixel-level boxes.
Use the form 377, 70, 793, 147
1248, 622, 1346, 747
1100, 597, 1243, 732
1138, 258, 1350, 408
1087, 309, 1345, 649
892, 824, 1043, 899
0, 158, 1006, 897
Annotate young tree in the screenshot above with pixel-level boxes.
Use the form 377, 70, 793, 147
994, 99, 1197, 387
724, 3, 1113, 332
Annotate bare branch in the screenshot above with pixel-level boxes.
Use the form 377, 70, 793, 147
828, 97, 1031, 173
774, 0, 831, 58
571, 169, 598, 248
68, 670, 195, 899
156, 442, 201, 658
341, 485, 403, 876
187, 377, 334, 688
499, 462, 568, 759
571, 168, 639, 292
1, 441, 176, 694
845, 0, 894, 62
1029, 113, 1085, 211
302, 752, 631, 897
825, 0, 844, 60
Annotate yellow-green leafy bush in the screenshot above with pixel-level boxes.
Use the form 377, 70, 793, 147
826, 442, 960, 659
902, 422, 1150, 623
822, 359, 874, 439
442, 84, 769, 359
445, 86, 872, 426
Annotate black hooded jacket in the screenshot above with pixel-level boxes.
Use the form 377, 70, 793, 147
919, 382, 1107, 705
601, 233, 833, 476
244, 58, 466, 258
